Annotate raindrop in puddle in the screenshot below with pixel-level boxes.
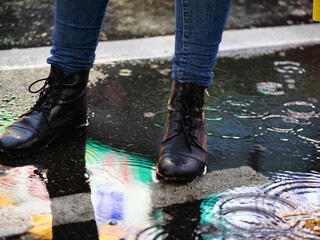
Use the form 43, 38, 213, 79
273, 61, 307, 76
257, 82, 285, 95
119, 69, 132, 77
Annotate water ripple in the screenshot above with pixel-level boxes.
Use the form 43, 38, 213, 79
257, 82, 285, 95
127, 222, 168, 240
273, 61, 307, 76
200, 171, 320, 239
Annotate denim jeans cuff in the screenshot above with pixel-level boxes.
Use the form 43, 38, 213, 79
171, 72, 211, 88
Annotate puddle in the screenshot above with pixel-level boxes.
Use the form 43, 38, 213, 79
0, 45, 320, 239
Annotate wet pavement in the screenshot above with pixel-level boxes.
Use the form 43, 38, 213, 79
0, 44, 320, 239
0, 0, 314, 50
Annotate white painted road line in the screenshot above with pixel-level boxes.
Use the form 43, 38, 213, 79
0, 24, 319, 71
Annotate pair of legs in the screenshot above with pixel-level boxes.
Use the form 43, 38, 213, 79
47, 0, 231, 88
0, 0, 232, 183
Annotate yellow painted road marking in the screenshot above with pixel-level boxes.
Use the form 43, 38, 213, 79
28, 214, 53, 240
314, 0, 320, 21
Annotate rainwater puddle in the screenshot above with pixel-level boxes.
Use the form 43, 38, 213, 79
0, 45, 319, 239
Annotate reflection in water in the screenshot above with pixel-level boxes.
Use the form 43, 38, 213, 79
0, 165, 49, 212
0, 138, 156, 239
0, 165, 50, 238
0, 100, 21, 136
85, 140, 156, 239
200, 171, 320, 239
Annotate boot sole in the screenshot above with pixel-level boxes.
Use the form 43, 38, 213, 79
155, 166, 207, 184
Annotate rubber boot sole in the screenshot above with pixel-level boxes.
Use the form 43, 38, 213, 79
155, 165, 207, 184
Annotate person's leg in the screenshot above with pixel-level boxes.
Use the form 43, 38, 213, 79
156, 0, 232, 183
47, 0, 110, 75
173, 0, 232, 88
0, 0, 109, 156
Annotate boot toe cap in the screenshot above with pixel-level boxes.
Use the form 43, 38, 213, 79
0, 127, 39, 154
156, 153, 206, 183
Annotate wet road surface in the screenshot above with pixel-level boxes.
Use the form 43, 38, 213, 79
0, 45, 320, 239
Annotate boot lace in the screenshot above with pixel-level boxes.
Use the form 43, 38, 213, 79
27, 74, 61, 114
173, 87, 204, 150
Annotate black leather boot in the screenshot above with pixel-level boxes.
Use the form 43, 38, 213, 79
156, 80, 207, 183
0, 65, 89, 157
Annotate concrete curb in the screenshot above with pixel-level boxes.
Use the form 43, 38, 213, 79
152, 166, 268, 208
0, 24, 319, 71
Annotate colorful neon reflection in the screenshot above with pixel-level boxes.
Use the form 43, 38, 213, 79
85, 140, 154, 238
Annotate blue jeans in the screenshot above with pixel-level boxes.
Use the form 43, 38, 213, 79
47, 0, 232, 88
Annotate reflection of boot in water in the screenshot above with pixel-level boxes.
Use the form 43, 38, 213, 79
46, 130, 99, 240
160, 200, 203, 240
0, 65, 89, 157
